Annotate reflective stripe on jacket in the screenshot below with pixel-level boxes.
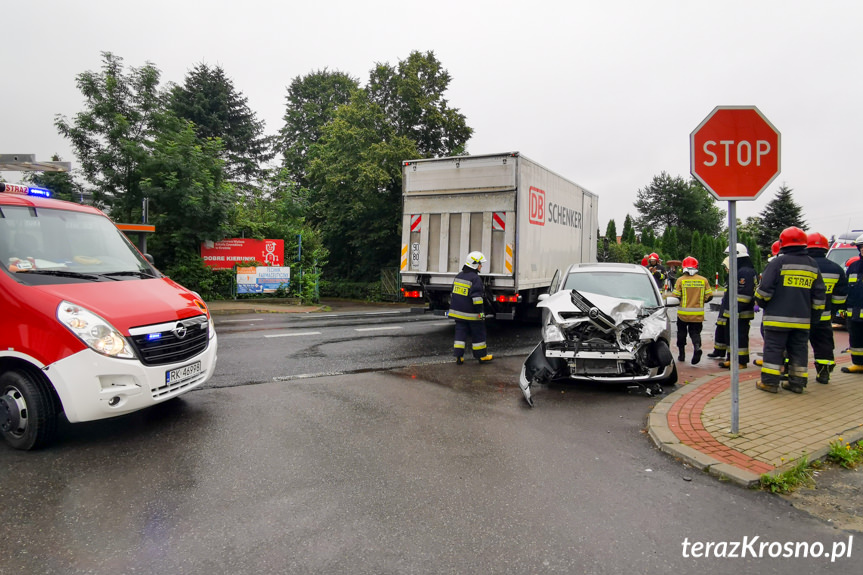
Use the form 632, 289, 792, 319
811, 252, 847, 322
450, 268, 485, 321
755, 246, 827, 330
671, 273, 712, 322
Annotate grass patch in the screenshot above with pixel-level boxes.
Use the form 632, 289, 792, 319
826, 437, 863, 469
759, 456, 816, 494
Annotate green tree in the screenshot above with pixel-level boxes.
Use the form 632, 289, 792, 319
54, 52, 163, 222
307, 90, 418, 280
367, 50, 472, 157
689, 230, 702, 262
633, 172, 725, 248
141, 114, 235, 270
277, 69, 359, 189
604, 219, 617, 242
621, 214, 637, 244
23, 155, 83, 202
757, 184, 807, 255
169, 63, 272, 187
661, 226, 680, 260
641, 227, 656, 249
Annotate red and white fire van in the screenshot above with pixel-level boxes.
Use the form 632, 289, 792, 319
0, 183, 218, 450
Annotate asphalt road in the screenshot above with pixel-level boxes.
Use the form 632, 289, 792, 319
0, 310, 858, 574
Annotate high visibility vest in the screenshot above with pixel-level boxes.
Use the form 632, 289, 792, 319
672, 273, 711, 322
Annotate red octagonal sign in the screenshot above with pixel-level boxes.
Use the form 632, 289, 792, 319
690, 106, 780, 201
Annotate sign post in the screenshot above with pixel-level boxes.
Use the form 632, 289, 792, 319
690, 106, 780, 433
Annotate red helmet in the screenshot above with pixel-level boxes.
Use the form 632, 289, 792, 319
847, 256, 860, 268
779, 226, 807, 247
682, 256, 698, 268
648, 252, 660, 262
771, 241, 781, 256
806, 232, 829, 250
640, 257, 648, 266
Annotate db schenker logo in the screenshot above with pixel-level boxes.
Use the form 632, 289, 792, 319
529, 186, 545, 226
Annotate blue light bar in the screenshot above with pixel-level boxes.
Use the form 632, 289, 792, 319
26, 186, 53, 198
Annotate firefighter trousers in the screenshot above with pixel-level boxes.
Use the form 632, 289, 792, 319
453, 319, 488, 359
713, 316, 751, 364
809, 319, 835, 372
676, 319, 703, 351
848, 319, 863, 367
762, 328, 809, 388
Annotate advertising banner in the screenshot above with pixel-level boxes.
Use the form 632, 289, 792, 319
236, 266, 291, 294
201, 238, 284, 269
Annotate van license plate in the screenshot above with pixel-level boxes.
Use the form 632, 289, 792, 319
166, 361, 202, 384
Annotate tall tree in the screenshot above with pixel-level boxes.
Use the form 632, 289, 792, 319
55, 52, 163, 221
306, 90, 418, 280
621, 214, 637, 244
757, 184, 807, 253
604, 219, 617, 242
633, 172, 725, 248
169, 63, 272, 187
661, 226, 680, 260
367, 50, 472, 158
277, 69, 359, 189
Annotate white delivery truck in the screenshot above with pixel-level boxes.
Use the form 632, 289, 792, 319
399, 152, 598, 320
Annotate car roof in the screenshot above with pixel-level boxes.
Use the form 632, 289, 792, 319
563, 262, 650, 275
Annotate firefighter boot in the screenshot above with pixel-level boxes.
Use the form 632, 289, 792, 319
691, 349, 702, 365
781, 380, 805, 394
719, 361, 747, 370
816, 364, 830, 384
456, 356, 464, 365
707, 350, 725, 359
753, 359, 763, 367
478, 355, 494, 363
756, 381, 779, 393
678, 347, 685, 362
841, 364, 863, 374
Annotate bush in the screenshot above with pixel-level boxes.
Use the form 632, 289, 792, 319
318, 279, 382, 301
163, 260, 234, 300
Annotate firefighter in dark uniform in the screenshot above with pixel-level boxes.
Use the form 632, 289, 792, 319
806, 232, 848, 383
707, 243, 757, 368
646, 252, 666, 289
450, 251, 493, 364
754, 227, 827, 393
841, 234, 863, 374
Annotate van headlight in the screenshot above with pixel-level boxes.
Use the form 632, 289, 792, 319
543, 323, 566, 343
57, 301, 137, 359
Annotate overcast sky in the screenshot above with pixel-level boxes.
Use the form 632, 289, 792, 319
3, 0, 862, 239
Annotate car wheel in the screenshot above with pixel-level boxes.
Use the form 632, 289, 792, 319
0, 369, 59, 450
658, 362, 679, 387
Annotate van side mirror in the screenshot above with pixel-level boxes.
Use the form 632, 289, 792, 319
143, 253, 155, 265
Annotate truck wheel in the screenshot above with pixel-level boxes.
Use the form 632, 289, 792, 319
0, 369, 58, 450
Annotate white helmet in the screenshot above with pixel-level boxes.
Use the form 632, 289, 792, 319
855, 233, 863, 246
724, 242, 749, 257
465, 251, 487, 269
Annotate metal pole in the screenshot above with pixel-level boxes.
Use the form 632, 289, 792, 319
728, 201, 739, 434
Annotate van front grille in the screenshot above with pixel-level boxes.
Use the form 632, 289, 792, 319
129, 316, 210, 366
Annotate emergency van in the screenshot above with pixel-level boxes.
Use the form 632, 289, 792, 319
0, 183, 218, 450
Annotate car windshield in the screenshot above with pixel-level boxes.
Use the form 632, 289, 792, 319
562, 270, 660, 306
827, 247, 858, 268
0, 205, 153, 283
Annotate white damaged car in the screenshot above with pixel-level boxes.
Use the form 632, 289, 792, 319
519, 263, 679, 406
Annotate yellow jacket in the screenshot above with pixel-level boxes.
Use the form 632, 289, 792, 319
672, 273, 712, 322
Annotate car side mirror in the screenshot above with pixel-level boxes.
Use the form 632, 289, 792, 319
538, 293, 549, 302
664, 296, 680, 307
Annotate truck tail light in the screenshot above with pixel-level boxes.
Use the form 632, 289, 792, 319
495, 294, 520, 303
401, 289, 423, 299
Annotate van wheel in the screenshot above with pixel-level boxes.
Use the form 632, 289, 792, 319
0, 369, 58, 450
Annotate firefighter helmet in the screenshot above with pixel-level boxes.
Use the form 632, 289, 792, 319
806, 232, 830, 250
771, 240, 781, 256
648, 252, 660, 263
464, 251, 487, 269
779, 226, 807, 247
682, 256, 698, 275
855, 233, 863, 246
724, 242, 749, 257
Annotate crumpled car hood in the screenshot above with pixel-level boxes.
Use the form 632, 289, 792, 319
538, 289, 666, 340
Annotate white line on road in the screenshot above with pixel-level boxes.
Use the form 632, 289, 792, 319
218, 318, 265, 323
265, 331, 322, 338
355, 326, 403, 332
364, 311, 403, 315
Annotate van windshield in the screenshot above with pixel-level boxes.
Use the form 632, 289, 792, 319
0, 205, 155, 283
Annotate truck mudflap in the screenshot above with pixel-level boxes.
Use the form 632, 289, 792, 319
518, 341, 566, 407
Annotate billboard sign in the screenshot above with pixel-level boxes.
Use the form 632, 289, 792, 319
201, 238, 284, 269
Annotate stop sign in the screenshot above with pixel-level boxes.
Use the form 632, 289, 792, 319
690, 106, 780, 201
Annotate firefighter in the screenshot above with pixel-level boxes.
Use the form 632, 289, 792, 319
671, 256, 713, 364
449, 251, 493, 364
753, 239, 782, 367
707, 243, 757, 368
807, 232, 848, 383
754, 227, 827, 393
646, 252, 666, 289
841, 234, 863, 374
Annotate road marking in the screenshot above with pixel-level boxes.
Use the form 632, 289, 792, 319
218, 318, 264, 323
355, 326, 403, 332
364, 311, 402, 315
431, 322, 452, 326
265, 331, 322, 338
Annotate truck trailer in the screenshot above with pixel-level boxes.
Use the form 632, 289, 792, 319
399, 152, 598, 320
